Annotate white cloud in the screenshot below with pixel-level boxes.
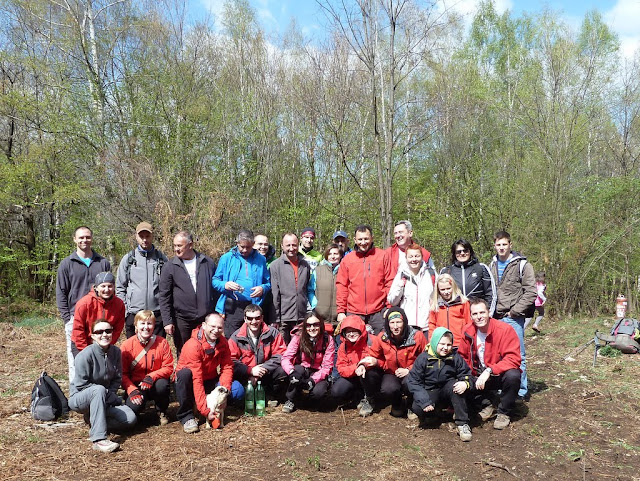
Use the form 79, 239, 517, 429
198, 0, 225, 21
604, 0, 640, 59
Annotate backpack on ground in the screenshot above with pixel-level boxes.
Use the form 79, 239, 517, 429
30, 371, 69, 421
608, 318, 640, 354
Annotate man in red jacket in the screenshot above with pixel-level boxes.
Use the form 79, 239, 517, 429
336, 225, 391, 334
458, 298, 521, 430
174, 313, 243, 433
386, 220, 435, 281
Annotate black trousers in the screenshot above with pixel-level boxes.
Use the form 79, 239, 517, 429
410, 379, 470, 426
471, 368, 521, 416
174, 368, 218, 424
285, 365, 329, 404
124, 378, 170, 414
330, 367, 382, 405
173, 315, 206, 357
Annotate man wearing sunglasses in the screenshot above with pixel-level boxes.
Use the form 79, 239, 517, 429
228, 305, 288, 403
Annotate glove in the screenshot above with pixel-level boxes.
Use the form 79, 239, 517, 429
305, 379, 315, 391
139, 375, 153, 390
289, 373, 300, 385
129, 389, 143, 405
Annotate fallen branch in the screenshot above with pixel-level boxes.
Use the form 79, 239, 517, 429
476, 460, 519, 478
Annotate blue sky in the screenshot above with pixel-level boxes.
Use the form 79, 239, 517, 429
192, 0, 639, 58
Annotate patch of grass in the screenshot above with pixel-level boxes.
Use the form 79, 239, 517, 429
610, 439, 640, 451
528, 425, 544, 437
284, 458, 296, 467
599, 345, 622, 357
307, 454, 321, 471
26, 433, 43, 443
402, 442, 421, 452
567, 449, 584, 461
1, 388, 17, 397
14, 316, 58, 332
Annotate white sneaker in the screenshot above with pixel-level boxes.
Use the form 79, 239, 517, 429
183, 418, 199, 434
92, 439, 120, 453
457, 424, 472, 442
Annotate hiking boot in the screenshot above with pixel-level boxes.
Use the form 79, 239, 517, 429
158, 412, 169, 426
493, 413, 511, 430
92, 439, 120, 453
478, 404, 496, 422
183, 418, 199, 434
390, 405, 405, 418
282, 400, 295, 414
358, 398, 373, 417
457, 424, 472, 442
532, 325, 541, 333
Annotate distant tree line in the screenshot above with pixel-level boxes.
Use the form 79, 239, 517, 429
0, 0, 638, 315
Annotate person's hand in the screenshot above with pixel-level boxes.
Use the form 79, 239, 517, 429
289, 372, 300, 385
164, 324, 175, 336
423, 404, 435, 413
337, 313, 346, 325
475, 369, 491, 390
129, 390, 143, 405
452, 381, 468, 395
305, 379, 315, 391
207, 410, 218, 422
395, 367, 410, 378
359, 356, 377, 368
250, 286, 264, 298
251, 365, 267, 378
355, 364, 367, 378
225, 281, 242, 291
139, 375, 153, 390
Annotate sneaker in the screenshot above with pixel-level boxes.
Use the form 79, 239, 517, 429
494, 413, 511, 430
267, 399, 279, 408
282, 400, 295, 414
457, 424, 472, 442
407, 411, 418, 421
92, 439, 120, 453
183, 418, 199, 434
158, 412, 169, 426
358, 398, 373, 417
478, 404, 496, 422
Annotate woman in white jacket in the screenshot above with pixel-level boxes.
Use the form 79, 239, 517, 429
387, 244, 435, 333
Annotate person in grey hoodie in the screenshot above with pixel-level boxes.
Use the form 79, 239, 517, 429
69, 319, 136, 453
116, 222, 168, 338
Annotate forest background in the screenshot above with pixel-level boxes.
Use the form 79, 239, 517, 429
0, 0, 638, 317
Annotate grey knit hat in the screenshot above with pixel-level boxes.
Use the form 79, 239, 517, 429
94, 272, 115, 285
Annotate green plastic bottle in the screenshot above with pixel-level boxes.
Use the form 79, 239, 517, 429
245, 381, 255, 416
256, 381, 266, 417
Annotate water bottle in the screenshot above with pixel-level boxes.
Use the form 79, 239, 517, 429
255, 381, 266, 417
245, 381, 255, 416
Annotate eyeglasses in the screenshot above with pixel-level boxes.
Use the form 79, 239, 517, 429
93, 328, 113, 335
306, 322, 320, 327
455, 249, 470, 255
245, 316, 262, 321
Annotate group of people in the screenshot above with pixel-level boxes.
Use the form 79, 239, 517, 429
55, 221, 546, 452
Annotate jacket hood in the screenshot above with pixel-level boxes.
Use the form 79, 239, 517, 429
437, 294, 464, 308
340, 315, 366, 340
492, 250, 526, 265
429, 327, 453, 357
384, 307, 409, 344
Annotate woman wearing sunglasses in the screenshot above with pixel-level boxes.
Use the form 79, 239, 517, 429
280, 313, 335, 413
440, 239, 496, 315
69, 318, 137, 453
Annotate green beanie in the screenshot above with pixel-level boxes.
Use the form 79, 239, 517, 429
430, 327, 453, 357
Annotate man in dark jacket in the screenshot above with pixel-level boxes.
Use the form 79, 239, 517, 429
116, 222, 168, 338
158, 231, 217, 355
56, 226, 111, 384
269, 233, 316, 343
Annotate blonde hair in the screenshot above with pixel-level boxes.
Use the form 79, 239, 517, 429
430, 274, 467, 312
134, 310, 156, 332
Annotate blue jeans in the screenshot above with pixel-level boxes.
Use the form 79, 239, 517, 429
502, 316, 527, 397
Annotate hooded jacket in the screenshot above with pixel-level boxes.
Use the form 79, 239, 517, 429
369, 308, 427, 374
427, 295, 471, 348
175, 326, 233, 417
440, 258, 496, 314
386, 244, 434, 282
212, 246, 271, 313
458, 318, 521, 376
387, 261, 434, 330
120, 334, 174, 395
228, 322, 287, 378
281, 326, 335, 384
71, 290, 125, 355
489, 251, 537, 319
158, 251, 217, 327
56, 251, 111, 323
336, 245, 391, 315
116, 246, 168, 315
407, 327, 473, 409
336, 316, 373, 378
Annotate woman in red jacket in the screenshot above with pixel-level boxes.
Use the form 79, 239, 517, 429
428, 274, 471, 348
120, 310, 174, 425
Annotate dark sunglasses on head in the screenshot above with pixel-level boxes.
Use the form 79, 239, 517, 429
455, 249, 470, 255
93, 328, 114, 335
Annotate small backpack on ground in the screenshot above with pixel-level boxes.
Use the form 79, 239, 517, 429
30, 371, 69, 421
609, 318, 640, 354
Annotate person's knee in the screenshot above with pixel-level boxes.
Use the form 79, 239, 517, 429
176, 368, 193, 385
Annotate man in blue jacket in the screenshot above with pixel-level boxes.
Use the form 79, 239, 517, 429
212, 229, 271, 338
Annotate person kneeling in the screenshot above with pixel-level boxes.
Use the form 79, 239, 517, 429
120, 310, 174, 425
281, 314, 335, 413
331, 316, 381, 417
69, 319, 137, 453
407, 327, 473, 442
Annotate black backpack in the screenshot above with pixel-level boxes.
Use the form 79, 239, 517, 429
30, 371, 69, 421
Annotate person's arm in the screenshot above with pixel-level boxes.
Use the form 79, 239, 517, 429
261, 332, 287, 373
217, 341, 234, 391
487, 327, 521, 375
55, 261, 71, 323
336, 341, 356, 378
307, 266, 317, 310
120, 343, 137, 395
150, 338, 175, 381
259, 258, 271, 295
387, 270, 406, 306
211, 255, 228, 293
312, 335, 335, 383
510, 262, 537, 317
281, 335, 299, 375
115, 254, 129, 304
271, 263, 282, 323
335, 259, 349, 315
71, 300, 90, 352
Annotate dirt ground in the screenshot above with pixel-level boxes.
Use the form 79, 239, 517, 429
1, 316, 640, 481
